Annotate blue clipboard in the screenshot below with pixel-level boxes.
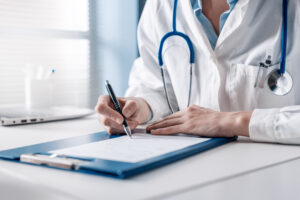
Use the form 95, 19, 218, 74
0, 132, 237, 179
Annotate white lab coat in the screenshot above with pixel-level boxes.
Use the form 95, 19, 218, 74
125, 0, 300, 144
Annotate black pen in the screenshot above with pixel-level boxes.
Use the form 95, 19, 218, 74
105, 80, 132, 138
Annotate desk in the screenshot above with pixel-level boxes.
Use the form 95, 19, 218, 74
0, 115, 299, 200
162, 156, 300, 200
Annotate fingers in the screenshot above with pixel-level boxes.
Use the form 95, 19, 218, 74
95, 95, 110, 111
161, 110, 184, 120
146, 111, 183, 129
122, 99, 138, 118
161, 105, 204, 121
150, 125, 183, 135
146, 117, 183, 132
98, 104, 124, 124
95, 95, 141, 135
118, 98, 127, 108
146, 106, 199, 135
98, 116, 139, 134
95, 95, 123, 124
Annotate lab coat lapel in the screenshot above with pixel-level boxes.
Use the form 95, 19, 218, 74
181, 0, 215, 58
215, 0, 250, 49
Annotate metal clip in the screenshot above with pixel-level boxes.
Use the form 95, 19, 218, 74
258, 56, 272, 88
254, 56, 272, 88
20, 153, 87, 170
254, 62, 266, 88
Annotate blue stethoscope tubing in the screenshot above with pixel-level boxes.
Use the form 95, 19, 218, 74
280, 0, 288, 75
158, 0, 195, 66
158, 0, 289, 113
267, 0, 293, 96
158, 0, 194, 113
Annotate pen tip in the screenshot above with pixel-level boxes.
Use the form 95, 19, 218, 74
124, 126, 133, 139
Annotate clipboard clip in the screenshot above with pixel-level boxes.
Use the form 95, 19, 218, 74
20, 153, 87, 170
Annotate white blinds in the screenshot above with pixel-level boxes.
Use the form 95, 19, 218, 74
0, 0, 90, 107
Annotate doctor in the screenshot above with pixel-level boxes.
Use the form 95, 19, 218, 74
95, 0, 300, 144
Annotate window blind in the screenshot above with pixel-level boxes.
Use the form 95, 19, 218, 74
0, 0, 90, 107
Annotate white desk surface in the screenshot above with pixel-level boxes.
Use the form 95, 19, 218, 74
162, 156, 300, 200
0, 115, 299, 200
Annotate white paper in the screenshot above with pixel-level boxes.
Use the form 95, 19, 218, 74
52, 134, 209, 163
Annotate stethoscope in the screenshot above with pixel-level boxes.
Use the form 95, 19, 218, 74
266, 0, 293, 96
158, 0, 292, 113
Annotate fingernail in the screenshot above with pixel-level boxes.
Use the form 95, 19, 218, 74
150, 130, 157, 135
116, 118, 123, 124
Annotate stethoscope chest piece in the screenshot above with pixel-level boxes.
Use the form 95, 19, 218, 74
267, 69, 293, 96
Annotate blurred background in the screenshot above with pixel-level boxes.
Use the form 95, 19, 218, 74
0, 0, 146, 108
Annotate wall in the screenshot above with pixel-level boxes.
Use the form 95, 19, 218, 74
89, 0, 139, 107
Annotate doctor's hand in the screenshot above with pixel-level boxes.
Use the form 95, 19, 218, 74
95, 95, 151, 134
146, 105, 252, 138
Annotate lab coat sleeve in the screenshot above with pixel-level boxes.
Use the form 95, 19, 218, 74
249, 106, 300, 145
125, 0, 170, 122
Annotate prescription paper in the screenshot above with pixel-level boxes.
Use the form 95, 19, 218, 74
52, 134, 209, 163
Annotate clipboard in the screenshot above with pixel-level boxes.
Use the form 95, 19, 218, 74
0, 132, 237, 179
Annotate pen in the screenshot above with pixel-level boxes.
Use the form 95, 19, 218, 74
105, 80, 132, 138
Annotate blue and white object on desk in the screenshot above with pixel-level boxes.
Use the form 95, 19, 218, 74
0, 131, 237, 179
23, 65, 56, 109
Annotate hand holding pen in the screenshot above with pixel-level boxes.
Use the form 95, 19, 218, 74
95, 81, 152, 136
105, 80, 132, 138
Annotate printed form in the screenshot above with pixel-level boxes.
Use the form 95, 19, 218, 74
52, 134, 209, 163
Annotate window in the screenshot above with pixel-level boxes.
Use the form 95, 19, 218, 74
0, 0, 90, 107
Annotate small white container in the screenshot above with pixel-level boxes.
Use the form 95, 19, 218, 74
25, 78, 54, 109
